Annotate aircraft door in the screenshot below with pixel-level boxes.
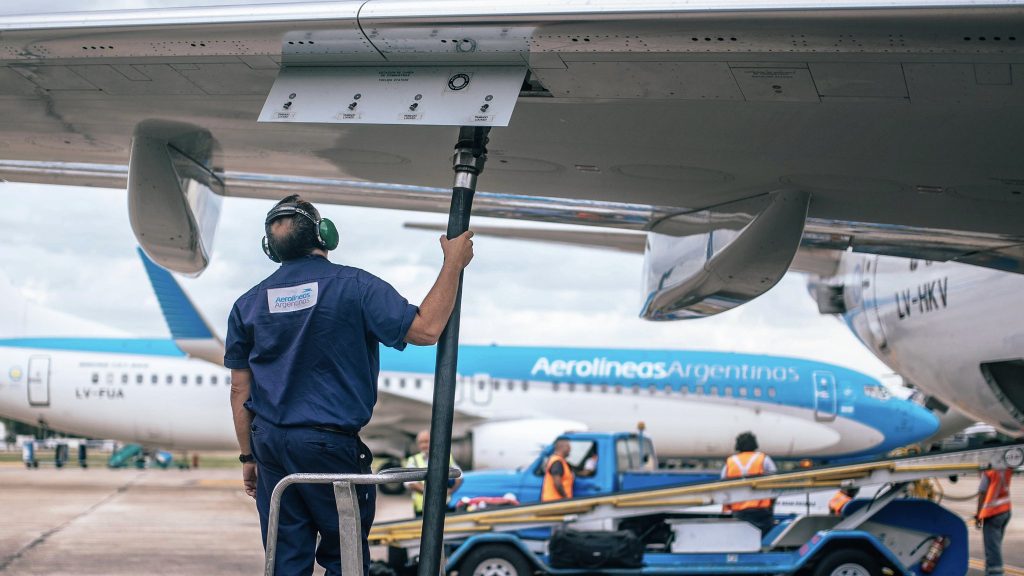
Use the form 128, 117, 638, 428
812, 371, 837, 421
471, 373, 493, 405
27, 356, 51, 407
864, 256, 890, 351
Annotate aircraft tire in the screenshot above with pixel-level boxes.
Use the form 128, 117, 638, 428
458, 544, 532, 576
812, 549, 881, 576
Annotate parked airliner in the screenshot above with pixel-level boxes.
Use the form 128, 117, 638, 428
0, 250, 938, 468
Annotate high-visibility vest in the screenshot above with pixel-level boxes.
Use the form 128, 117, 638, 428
979, 469, 1013, 520
541, 454, 574, 502
828, 491, 852, 516
723, 451, 773, 512
405, 452, 457, 514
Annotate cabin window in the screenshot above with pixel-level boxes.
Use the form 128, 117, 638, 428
166, 374, 173, 385
195, 375, 203, 386
382, 378, 391, 388
136, 374, 143, 385
225, 374, 231, 386
415, 379, 424, 389
507, 380, 515, 391
724, 386, 733, 397
399, 379, 406, 389
739, 387, 748, 397
709, 386, 718, 396
151, 374, 158, 385
568, 383, 576, 393
492, 380, 500, 391
648, 383, 657, 394
521, 381, 529, 391
552, 382, 559, 392
768, 387, 777, 398
121, 374, 128, 384
106, 373, 114, 384
679, 386, 687, 395
180, 375, 188, 385
91, 373, 99, 384
753, 387, 762, 397
600, 384, 609, 394
614, 384, 623, 394
210, 375, 218, 385
695, 385, 704, 395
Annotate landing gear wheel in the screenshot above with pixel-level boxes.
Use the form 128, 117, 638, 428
812, 549, 881, 576
459, 544, 533, 576
377, 460, 406, 495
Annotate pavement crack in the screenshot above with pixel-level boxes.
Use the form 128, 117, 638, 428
0, 473, 143, 572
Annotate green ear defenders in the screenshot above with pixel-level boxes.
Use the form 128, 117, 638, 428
261, 204, 339, 263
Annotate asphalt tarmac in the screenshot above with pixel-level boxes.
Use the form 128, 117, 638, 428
0, 465, 1020, 575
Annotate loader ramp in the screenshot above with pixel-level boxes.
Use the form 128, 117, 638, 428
370, 442, 1024, 546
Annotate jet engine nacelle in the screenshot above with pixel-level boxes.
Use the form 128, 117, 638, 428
641, 190, 810, 320
463, 418, 588, 470
128, 120, 223, 276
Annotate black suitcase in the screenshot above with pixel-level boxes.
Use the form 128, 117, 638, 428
548, 529, 644, 569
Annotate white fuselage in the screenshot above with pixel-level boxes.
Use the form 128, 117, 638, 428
0, 346, 888, 461
839, 254, 1024, 435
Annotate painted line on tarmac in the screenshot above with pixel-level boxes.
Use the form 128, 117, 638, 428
0, 472, 144, 571
969, 558, 1024, 576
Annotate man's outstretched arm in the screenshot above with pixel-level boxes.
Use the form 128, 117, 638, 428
405, 231, 474, 345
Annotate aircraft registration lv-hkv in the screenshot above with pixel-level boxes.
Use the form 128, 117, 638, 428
0, 250, 938, 468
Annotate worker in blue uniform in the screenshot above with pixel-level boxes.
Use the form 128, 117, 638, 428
225, 194, 474, 576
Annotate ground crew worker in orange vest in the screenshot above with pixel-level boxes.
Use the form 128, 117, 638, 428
542, 439, 574, 502
976, 465, 1012, 575
828, 487, 860, 516
721, 431, 777, 535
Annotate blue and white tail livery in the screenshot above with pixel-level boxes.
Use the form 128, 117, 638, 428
0, 251, 939, 469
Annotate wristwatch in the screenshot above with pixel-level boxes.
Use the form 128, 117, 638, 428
239, 453, 255, 463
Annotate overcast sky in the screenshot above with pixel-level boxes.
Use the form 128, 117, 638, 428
0, 181, 893, 382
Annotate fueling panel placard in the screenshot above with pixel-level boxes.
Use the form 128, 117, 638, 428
259, 66, 526, 127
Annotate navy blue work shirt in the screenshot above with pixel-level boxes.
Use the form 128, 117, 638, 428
224, 254, 418, 431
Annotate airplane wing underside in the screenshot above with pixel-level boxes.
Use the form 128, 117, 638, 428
1, 1, 1022, 313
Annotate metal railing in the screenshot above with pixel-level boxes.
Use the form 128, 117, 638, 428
264, 467, 461, 576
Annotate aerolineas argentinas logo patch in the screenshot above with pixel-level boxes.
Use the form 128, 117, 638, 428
267, 282, 318, 313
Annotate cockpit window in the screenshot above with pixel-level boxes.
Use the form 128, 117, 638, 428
863, 385, 891, 400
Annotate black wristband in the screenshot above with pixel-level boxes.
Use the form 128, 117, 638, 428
239, 453, 255, 463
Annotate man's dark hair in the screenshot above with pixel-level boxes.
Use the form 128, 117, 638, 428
735, 431, 758, 452
266, 194, 320, 261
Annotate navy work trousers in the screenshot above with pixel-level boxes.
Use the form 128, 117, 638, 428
251, 418, 375, 576
983, 510, 1011, 575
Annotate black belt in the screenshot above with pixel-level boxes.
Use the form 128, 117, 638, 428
311, 425, 359, 437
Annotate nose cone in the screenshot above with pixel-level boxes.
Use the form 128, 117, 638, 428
886, 402, 940, 451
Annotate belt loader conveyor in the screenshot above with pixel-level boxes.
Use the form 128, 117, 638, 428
370, 443, 1024, 576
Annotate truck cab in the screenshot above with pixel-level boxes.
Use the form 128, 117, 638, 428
450, 432, 715, 507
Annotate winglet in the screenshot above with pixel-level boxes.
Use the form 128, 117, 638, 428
137, 247, 225, 365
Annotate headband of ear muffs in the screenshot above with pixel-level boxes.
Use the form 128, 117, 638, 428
261, 204, 339, 263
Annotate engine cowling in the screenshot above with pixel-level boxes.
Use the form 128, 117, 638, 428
464, 418, 587, 470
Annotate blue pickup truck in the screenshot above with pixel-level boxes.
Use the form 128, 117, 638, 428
450, 431, 716, 507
